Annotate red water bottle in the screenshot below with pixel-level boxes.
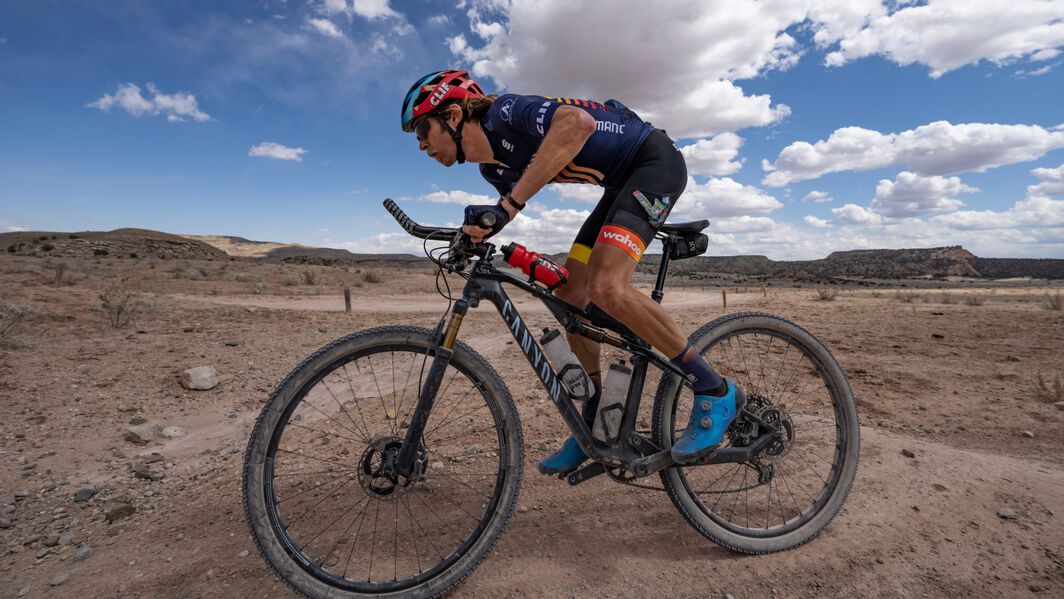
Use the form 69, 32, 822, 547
501, 243, 568, 289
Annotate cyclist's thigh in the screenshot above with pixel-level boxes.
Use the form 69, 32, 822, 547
558, 187, 616, 306
597, 129, 688, 262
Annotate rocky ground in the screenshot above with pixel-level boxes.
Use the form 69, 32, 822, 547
1, 254, 1063, 598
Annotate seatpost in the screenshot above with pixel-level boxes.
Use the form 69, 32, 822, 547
652, 236, 674, 303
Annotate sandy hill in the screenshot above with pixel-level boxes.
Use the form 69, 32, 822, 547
2, 228, 227, 261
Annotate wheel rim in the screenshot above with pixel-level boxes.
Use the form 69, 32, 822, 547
671, 327, 851, 538
261, 343, 509, 592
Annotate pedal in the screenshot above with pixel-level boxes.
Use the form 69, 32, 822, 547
565, 462, 605, 486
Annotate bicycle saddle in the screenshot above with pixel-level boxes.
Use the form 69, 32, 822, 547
659, 220, 709, 234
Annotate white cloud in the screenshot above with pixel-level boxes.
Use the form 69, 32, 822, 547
802, 190, 833, 203
804, 215, 831, 228
870, 171, 977, 217
932, 195, 1064, 231
88, 83, 210, 122
680, 133, 744, 177
669, 177, 783, 221
414, 190, 494, 205
825, 0, 1064, 78
320, 0, 401, 21
763, 121, 1064, 186
5, 225, 29, 232
493, 208, 592, 253
248, 142, 308, 161
1029, 162, 1064, 196
307, 18, 344, 38
428, 15, 451, 26
448, 0, 803, 137
831, 203, 884, 226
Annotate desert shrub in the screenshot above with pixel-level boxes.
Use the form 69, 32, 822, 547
813, 287, 838, 301
1043, 291, 1063, 311
362, 271, 383, 284
964, 295, 987, 306
250, 281, 266, 295
40, 243, 54, 251
302, 270, 318, 285
6, 245, 15, 253
129, 252, 138, 259
894, 291, 917, 303
195, 266, 210, 279
1034, 373, 1063, 403
871, 290, 881, 298
68, 234, 79, 239
281, 278, 298, 287
939, 291, 955, 304
98, 283, 141, 329
93, 248, 108, 256
52, 263, 67, 285
172, 266, 187, 279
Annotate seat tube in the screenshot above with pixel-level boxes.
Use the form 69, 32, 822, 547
396, 299, 469, 474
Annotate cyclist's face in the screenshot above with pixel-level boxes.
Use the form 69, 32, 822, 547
415, 115, 455, 166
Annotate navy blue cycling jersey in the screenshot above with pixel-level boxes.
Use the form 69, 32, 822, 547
478, 94, 654, 195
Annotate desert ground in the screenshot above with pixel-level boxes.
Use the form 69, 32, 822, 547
1, 253, 1063, 598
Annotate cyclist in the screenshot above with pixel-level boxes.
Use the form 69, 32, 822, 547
401, 69, 745, 474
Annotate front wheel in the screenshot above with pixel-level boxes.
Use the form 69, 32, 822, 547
652, 312, 859, 554
243, 326, 523, 598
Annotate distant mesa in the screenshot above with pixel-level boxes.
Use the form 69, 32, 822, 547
1, 230, 1061, 279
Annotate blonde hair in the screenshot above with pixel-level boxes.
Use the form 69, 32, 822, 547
440, 94, 497, 123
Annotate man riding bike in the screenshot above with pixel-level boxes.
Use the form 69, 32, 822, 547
400, 69, 745, 475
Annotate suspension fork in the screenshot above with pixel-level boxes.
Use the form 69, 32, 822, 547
394, 299, 469, 475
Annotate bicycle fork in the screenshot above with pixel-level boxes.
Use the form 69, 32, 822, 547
393, 299, 469, 477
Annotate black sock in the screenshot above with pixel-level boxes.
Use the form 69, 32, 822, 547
669, 344, 725, 395
581, 374, 602, 425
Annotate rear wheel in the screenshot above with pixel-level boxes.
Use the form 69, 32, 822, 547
243, 326, 523, 598
652, 312, 859, 553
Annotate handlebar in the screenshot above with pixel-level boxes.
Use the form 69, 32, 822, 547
383, 199, 459, 240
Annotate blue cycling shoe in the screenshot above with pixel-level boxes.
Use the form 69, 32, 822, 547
537, 436, 588, 475
671, 380, 746, 465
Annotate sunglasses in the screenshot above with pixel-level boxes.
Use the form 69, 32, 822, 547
414, 117, 434, 142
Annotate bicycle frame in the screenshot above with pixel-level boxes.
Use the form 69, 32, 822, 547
395, 240, 778, 482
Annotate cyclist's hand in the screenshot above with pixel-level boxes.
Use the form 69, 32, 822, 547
462, 204, 509, 243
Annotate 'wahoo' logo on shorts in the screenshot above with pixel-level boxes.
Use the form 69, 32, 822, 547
598, 225, 646, 261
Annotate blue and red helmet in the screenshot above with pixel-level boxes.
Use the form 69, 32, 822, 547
401, 70, 485, 132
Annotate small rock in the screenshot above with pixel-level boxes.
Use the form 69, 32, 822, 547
1054, 401, 1064, 412
1, 505, 13, 514
73, 545, 93, 562
238, 549, 249, 558
181, 366, 219, 390
17, 587, 29, 598
997, 507, 1018, 520
125, 422, 162, 444
74, 487, 97, 502
36, 547, 50, 559
932, 483, 948, 492
1022, 431, 1034, 438
930, 333, 944, 339
58, 533, 74, 546
901, 449, 916, 458
132, 463, 165, 481
1029, 584, 1043, 593
726, 594, 735, 599
105, 503, 135, 522
225, 341, 240, 347
49, 572, 69, 586
44, 534, 61, 547
128, 417, 148, 426
517, 506, 528, 513
161, 426, 185, 439
0, 517, 11, 529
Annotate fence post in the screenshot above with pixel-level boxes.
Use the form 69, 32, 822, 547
722, 289, 727, 310
344, 287, 351, 314
762, 285, 767, 298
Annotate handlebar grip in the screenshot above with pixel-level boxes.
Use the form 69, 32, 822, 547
478, 211, 497, 229
383, 199, 416, 234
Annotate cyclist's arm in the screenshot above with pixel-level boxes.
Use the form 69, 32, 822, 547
505, 106, 595, 213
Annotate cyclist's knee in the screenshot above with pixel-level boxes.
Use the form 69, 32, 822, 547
586, 275, 630, 313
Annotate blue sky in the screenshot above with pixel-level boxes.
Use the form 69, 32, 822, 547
2, 0, 1063, 259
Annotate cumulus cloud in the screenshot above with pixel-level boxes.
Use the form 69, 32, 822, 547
680, 133, 744, 177
248, 142, 308, 161
320, 0, 400, 21
802, 190, 833, 203
494, 208, 592, 253
825, 0, 1064, 78
1029, 162, 1064, 197
831, 203, 884, 226
414, 190, 494, 205
804, 215, 831, 228
88, 83, 210, 122
932, 195, 1064, 231
4, 225, 29, 232
669, 177, 784, 222
307, 18, 344, 38
447, 0, 801, 137
763, 121, 1064, 186
546, 184, 602, 204
870, 172, 977, 217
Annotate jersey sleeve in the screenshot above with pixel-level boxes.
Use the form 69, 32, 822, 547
488, 94, 562, 138
479, 163, 517, 196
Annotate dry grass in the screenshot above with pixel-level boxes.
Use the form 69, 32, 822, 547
938, 291, 955, 304
98, 283, 141, 329
362, 271, 383, 284
302, 270, 318, 285
813, 287, 838, 301
964, 295, 988, 306
895, 290, 918, 303
1044, 291, 1063, 311
1034, 373, 1063, 403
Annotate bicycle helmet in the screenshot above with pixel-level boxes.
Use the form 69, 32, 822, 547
401, 69, 484, 132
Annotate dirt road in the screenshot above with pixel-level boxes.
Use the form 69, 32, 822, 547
1, 256, 1062, 598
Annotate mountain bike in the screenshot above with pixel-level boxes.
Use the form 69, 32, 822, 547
242, 199, 860, 599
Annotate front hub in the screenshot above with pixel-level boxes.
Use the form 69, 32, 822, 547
358, 436, 427, 500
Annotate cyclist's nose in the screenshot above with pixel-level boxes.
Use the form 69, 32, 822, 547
418, 138, 429, 152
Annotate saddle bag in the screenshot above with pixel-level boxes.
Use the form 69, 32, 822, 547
669, 232, 709, 260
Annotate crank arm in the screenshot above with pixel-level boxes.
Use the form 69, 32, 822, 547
566, 462, 606, 485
